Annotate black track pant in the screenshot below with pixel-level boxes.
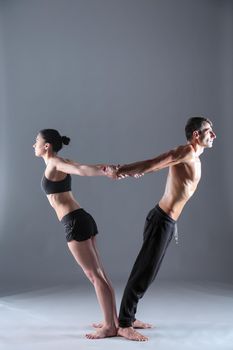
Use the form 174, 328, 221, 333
119, 204, 177, 328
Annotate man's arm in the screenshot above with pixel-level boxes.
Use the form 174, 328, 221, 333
116, 145, 194, 177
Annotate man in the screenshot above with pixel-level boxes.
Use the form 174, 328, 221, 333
109, 117, 216, 341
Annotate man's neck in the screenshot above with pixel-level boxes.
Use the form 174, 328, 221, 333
189, 142, 204, 157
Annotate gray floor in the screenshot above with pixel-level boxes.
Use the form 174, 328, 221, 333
0, 281, 233, 350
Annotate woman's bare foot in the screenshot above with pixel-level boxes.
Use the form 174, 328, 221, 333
92, 319, 119, 329
133, 319, 153, 329
92, 318, 151, 329
117, 327, 148, 341
92, 322, 103, 328
86, 325, 117, 339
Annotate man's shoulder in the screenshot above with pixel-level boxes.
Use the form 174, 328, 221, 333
174, 144, 193, 154
172, 144, 195, 161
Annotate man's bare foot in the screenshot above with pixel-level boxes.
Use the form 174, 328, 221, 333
86, 325, 117, 339
117, 327, 149, 341
133, 319, 153, 329
92, 318, 151, 329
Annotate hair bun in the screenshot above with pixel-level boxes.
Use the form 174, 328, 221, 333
61, 136, 70, 145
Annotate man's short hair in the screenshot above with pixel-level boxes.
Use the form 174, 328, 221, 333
185, 116, 213, 141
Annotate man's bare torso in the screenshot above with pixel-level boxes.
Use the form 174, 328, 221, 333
159, 154, 201, 220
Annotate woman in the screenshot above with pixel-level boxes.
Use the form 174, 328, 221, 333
33, 129, 118, 339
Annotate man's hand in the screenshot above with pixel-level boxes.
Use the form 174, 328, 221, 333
119, 172, 144, 179
103, 165, 130, 179
103, 165, 119, 179
116, 165, 144, 179
133, 173, 144, 179
103, 165, 144, 180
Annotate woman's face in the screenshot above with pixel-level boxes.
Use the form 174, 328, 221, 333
33, 133, 47, 157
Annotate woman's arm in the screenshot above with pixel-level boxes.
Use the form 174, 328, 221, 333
54, 157, 110, 177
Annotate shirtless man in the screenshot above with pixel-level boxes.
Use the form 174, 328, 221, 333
109, 116, 216, 341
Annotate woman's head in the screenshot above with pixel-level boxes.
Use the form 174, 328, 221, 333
33, 129, 70, 156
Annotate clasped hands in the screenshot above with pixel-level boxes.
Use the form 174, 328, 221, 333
103, 165, 144, 180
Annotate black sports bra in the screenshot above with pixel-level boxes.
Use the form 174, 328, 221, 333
41, 173, 72, 194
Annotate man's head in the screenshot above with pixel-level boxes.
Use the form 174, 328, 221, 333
185, 116, 216, 148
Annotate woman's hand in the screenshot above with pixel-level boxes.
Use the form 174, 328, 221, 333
104, 165, 144, 180
103, 165, 120, 179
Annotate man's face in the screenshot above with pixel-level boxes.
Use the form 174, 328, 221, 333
197, 122, 216, 148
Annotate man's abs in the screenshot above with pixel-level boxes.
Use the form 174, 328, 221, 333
158, 162, 201, 220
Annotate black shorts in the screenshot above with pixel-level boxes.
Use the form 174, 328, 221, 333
61, 209, 98, 242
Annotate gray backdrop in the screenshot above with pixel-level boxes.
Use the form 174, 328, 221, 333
0, 0, 232, 293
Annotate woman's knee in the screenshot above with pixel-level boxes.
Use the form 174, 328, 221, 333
84, 268, 104, 285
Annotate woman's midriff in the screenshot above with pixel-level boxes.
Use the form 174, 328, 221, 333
46, 191, 81, 221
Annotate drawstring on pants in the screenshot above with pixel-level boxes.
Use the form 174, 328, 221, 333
174, 223, 178, 244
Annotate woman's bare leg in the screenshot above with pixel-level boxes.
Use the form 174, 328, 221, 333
90, 236, 118, 328
67, 239, 117, 339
